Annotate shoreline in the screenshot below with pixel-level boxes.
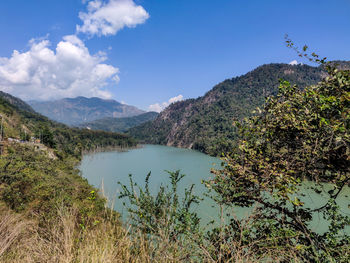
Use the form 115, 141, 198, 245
81, 144, 143, 156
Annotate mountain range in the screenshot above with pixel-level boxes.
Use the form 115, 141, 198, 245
6, 61, 349, 158
78, 111, 159, 133
0, 91, 136, 157
129, 61, 350, 156
29, 96, 145, 126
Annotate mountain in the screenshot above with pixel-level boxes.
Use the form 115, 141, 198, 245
0, 91, 137, 157
129, 61, 350, 156
0, 91, 36, 113
0, 90, 137, 249
29, 96, 145, 126
79, 111, 159, 133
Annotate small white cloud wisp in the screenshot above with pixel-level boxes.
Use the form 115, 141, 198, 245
148, 95, 184, 113
289, 60, 303, 66
0, 35, 119, 100
77, 0, 150, 37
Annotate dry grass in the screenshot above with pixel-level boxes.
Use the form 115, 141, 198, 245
0, 207, 34, 258
0, 206, 304, 263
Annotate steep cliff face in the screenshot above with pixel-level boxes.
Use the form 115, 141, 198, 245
129, 62, 350, 156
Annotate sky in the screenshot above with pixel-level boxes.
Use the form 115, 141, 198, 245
0, 0, 349, 111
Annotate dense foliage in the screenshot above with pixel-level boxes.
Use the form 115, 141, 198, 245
0, 91, 136, 222
207, 64, 350, 261
0, 144, 106, 222
78, 111, 158, 133
130, 62, 350, 156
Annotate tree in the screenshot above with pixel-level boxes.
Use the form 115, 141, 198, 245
207, 57, 350, 261
41, 125, 56, 148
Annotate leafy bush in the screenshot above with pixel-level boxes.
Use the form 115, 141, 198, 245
118, 171, 201, 238
207, 63, 350, 261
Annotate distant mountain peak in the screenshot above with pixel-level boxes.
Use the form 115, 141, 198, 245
29, 96, 145, 126
78, 111, 159, 133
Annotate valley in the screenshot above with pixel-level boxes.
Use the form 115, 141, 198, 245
1, 1, 349, 262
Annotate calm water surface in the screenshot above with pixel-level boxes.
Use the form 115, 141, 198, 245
80, 144, 350, 232
79, 144, 224, 224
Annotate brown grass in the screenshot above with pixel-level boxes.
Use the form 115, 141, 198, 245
0, 205, 304, 263
0, 208, 34, 258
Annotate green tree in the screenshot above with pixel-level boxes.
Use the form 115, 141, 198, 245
41, 125, 56, 148
207, 59, 350, 261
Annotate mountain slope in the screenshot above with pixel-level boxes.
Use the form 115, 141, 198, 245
0, 91, 36, 113
129, 62, 350, 156
0, 92, 137, 157
79, 111, 159, 133
29, 96, 145, 126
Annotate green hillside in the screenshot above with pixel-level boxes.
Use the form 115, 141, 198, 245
0, 92, 137, 158
0, 90, 138, 224
0, 91, 36, 113
129, 62, 350, 156
78, 111, 158, 133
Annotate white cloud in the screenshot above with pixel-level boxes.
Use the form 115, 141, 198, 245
289, 60, 303, 66
0, 0, 150, 101
168, 94, 184, 104
148, 95, 184, 113
77, 0, 149, 37
0, 35, 119, 100
148, 103, 163, 113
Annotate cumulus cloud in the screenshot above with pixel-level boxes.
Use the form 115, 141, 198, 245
0, 35, 119, 100
289, 60, 303, 66
148, 95, 184, 113
77, 0, 149, 36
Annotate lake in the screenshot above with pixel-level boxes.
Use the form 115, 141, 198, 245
79, 144, 350, 232
79, 144, 225, 224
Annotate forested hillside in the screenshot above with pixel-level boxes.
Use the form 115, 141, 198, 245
129, 62, 350, 156
79, 111, 158, 133
0, 91, 36, 113
0, 92, 137, 158
0, 91, 140, 261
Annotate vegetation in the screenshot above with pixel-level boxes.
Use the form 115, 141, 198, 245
118, 171, 201, 238
1, 48, 349, 262
206, 55, 350, 261
0, 144, 106, 223
121, 57, 350, 262
0, 91, 142, 262
129, 62, 350, 156
78, 111, 159, 133
0, 91, 137, 158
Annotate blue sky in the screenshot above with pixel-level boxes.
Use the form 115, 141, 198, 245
0, 0, 349, 111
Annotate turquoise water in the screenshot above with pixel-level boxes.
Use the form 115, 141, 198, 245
79, 144, 225, 224
79, 144, 350, 232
